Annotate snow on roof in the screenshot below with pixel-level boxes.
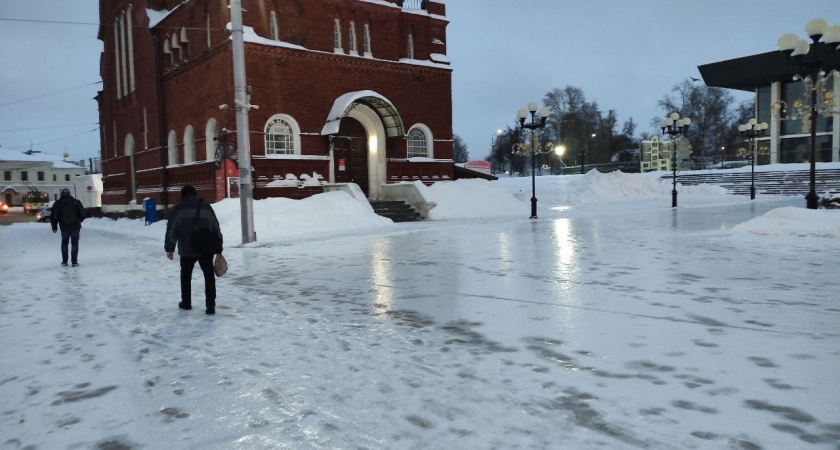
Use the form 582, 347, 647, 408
146, 8, 172, 29
240, 25, 306, 51
0, 150, 86, 170
230, 22, 453, 70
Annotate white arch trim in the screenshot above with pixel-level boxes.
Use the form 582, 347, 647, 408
183, 125, 195, 163
167, 130, 179, 165
321, 90, 404, 137
124, 133, 135, 156
347, 104, 387, 199
205, 118, 218, 161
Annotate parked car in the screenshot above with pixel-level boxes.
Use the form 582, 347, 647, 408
0, 201, 8, 214
36, 206, 53, 223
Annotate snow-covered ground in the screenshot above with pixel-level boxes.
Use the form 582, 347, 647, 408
1, 170, 839, 449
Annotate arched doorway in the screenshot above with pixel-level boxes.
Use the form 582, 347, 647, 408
333, 117, 369, 195
322, 90, 404, 199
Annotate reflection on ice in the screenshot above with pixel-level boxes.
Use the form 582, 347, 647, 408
369, 238, 393, 310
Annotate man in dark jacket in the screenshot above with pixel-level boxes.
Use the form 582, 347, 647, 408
165, 185, 224, 315
50, 188, 85, 267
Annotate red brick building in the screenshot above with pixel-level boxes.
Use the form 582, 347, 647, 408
97, 0, 453, 210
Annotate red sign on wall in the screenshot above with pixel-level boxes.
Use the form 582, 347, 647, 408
338, 158, 346, 171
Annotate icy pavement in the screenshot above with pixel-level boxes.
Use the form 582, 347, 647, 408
1, 197, 839, 449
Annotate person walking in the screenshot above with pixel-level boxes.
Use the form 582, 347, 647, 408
50, 188, 85, 267
164, 185, 224, 315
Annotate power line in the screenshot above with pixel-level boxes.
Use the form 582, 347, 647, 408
0, 17, 100, 26
4, 128, 100, 150
0, 81, 102, 107
0, 17, 228, 32
0, 123, 99, 133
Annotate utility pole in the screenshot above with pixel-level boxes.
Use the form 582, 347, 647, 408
230, 0, 256, 243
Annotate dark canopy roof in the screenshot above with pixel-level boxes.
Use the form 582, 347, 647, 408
699, 46, 840, 92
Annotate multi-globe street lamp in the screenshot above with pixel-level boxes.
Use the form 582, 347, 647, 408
737, 119, 769, 200
659, 112, 692, 208
514, 103, 550, 218
775, 18, 840, 209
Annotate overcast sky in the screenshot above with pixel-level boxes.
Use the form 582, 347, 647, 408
0, 1, 836, 163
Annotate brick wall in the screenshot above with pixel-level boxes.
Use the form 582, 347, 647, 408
99, 0, 453, 205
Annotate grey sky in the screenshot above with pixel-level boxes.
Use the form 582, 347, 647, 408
0, 1, 836, 163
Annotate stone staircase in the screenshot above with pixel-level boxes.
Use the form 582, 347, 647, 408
661, 169, 840, 197
369, 200, 424, 222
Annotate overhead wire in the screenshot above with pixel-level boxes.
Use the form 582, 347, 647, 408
4, 128, 100, 150
0, 123, 100, 133
0, 81, 102, 107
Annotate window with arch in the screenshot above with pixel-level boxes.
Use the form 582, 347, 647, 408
407, 125, 432, 158
163, 39, 173, 68
183, 125, 196, 163
407, 33, 415, 59
168, 130, 179, 165
126, 6, 135, 92
114, 19, 122, 98
348, 22, 357, 55
270, 11, 278, 40
172, 33, 181, 61
180, 27, 190, 56
265, 115, 300, 156
205, 118, 218, 161
124, 133, 135, 157
333, 19, 342, 52
119, 14, 128, 94
363, 23, 371, 56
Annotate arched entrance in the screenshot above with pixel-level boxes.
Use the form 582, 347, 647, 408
322, 90, 405, 199
333, 118, 370, 195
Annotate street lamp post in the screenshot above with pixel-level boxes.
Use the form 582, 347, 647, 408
489, 129, 501, 175
555, 144, 567, 175
659, 112, 692, 208
775, 18, 840, 209
738, 119, 769, 200
580, 133, 594, 175
515, 103, 550, 218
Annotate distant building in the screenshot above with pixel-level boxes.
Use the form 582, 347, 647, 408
639, 136, 692, 173
463, 160, 491, 175
97, 0, 454, 212
0, 150, 88, 207
699, 50, 839, 164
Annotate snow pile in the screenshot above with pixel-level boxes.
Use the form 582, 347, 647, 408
211, 190, 393, 242
423, 179, 524, 219
564, 170, 727, 204
498, 170, 730, 208
732, 206, 840, 238
77, 170, 839, 244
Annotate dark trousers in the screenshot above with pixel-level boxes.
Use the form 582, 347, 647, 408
60, 228, 80, 264
180, 256, 216, 310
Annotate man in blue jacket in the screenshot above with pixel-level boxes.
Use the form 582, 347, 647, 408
164, 185, 224, 315
50, 188, 85, 267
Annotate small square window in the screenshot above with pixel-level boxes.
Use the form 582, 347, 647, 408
3, 171, 11, 181
20, 171, 29, 181
65, 174, 70, 181
37, 171, 45, 181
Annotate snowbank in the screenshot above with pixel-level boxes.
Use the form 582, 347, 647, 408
732, 206, 840, 238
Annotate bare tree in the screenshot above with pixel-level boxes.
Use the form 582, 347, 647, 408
657, 79, 739, 159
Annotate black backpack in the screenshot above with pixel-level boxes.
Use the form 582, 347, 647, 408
189, 201, 222, 255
